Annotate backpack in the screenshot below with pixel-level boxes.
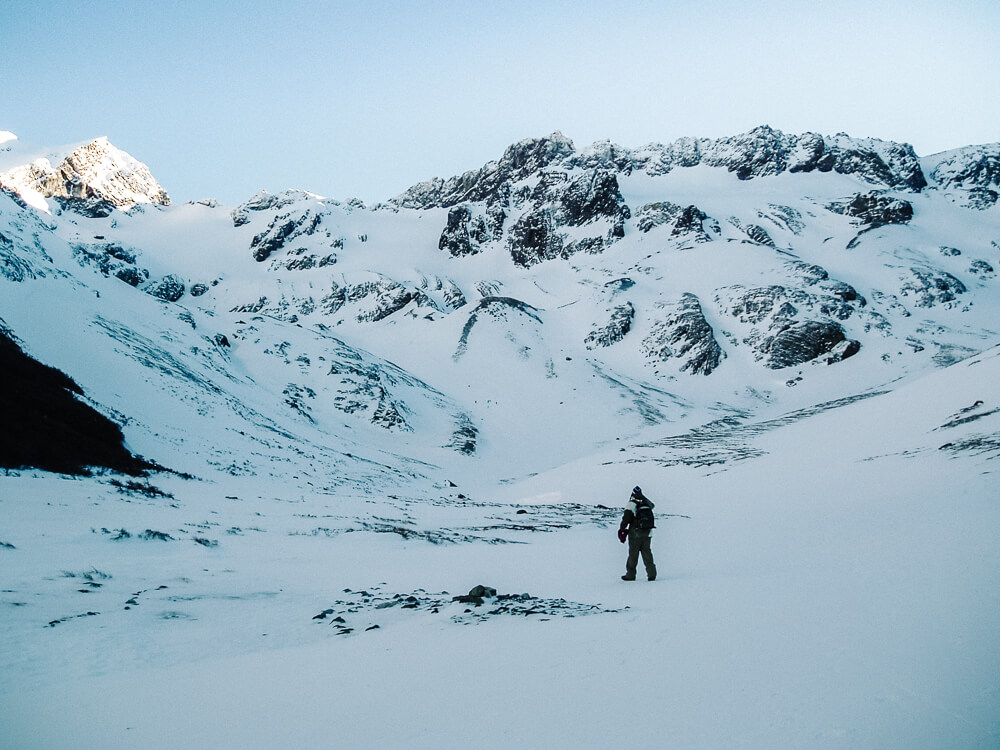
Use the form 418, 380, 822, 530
634, 499, 655, 530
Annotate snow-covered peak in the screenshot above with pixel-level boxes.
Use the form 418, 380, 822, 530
0, 130, 16, 146
0, 136, 170, 212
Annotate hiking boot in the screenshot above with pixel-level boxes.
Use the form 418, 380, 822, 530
621, 574, 636, 581
647, 574, 656, 581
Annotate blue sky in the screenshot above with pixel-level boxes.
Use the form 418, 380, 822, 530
2, 0, 997, 204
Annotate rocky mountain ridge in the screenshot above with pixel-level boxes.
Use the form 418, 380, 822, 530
1, 125, 999, 481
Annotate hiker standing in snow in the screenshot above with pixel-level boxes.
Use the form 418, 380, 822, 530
618, 486, 656, 581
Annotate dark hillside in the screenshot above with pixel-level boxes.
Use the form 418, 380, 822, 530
0, 331, 154, 475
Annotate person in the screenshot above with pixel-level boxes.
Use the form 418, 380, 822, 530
618, 486, 656, 581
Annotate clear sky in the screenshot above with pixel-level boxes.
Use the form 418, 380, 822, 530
2, 0, 997, 205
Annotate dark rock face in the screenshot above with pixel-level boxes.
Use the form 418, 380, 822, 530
558, 170, 630, 229
507, 208, 564, 267
637, 202, 712, 241
146, 274, 186, 302
447, 415, 478, 454
760, 319, 857, 369
721, 285, 863, 368
969, 259, 995, 279
900, 267, 967, 307
231, 190, 302, 227
72, 242, 150, 287
586, 303, 635, 349
830, 191, 914, 227
323, 279, 418, 323
646, 126, 926, 190
251, 209, 323, 262
54, 196, 117, 218
744, 224, 776, 246
394, 132, 575, 209
438, 205, 488, 257
643, 294, 725, 375
0, 330, 155, 475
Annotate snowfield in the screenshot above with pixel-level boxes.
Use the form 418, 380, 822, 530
1, 127, 999, 748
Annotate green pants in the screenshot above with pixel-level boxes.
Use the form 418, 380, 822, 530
625, 528, 656, 580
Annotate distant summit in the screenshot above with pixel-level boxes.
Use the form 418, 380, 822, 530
0, 136, 170, 213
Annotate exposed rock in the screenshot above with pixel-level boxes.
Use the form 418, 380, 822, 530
394, 132, 575, 209
785, 261, 829, 285
454, 297, 543, 360
900, 267, 967, 307
925, 144, 1000, 208
72, 242, 150, 287
672, 205, 711, 240
231, 190, 302, 227
643, 294, 725, 375
438, 205, 487, 257
322, 278, 419, 323
145, 274, 185, 302
54, 196, 117, 218
969, 259, 995, 279
586, 302, 635, 349
744, 224, 776, 246
442, 281, 467, 310
507, 208, 563, 267
638, 202, 682, 233
637, 202, 711, 241
447, 415, 478, 454
760, 319, 859, 369
829, 191, 913, 227
190, 283, 210, 297
556, 170, 630, 229
720, 285, 863, 367
250, 209, 323, 262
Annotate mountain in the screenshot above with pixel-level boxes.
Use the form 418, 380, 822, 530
1, 127, 998, 749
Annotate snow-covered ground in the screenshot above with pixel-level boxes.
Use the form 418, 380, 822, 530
3, 346, 998, 749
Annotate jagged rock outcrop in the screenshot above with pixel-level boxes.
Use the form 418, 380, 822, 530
0, 137, 170, 209
54, 195, 117, 218
394, 132, 575, 209
760, 320, 860, 369
251, 209, 324, 262
571, 126, 927, 190
72, 242, 150, 287
969, 260, 995, 279
145, 274, 186, 302
829, 191, 914, 227
720, 285, 862, 367
924, 144, 1000, 209
899, 267, 967, 308
586, 303, 635, 349
643, 294, 724, 375
231, 190, 304, 227
507, 208, 564, 267
439, 205, 489, 257
637, 202, 712, 241
322, 278, 421, 323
